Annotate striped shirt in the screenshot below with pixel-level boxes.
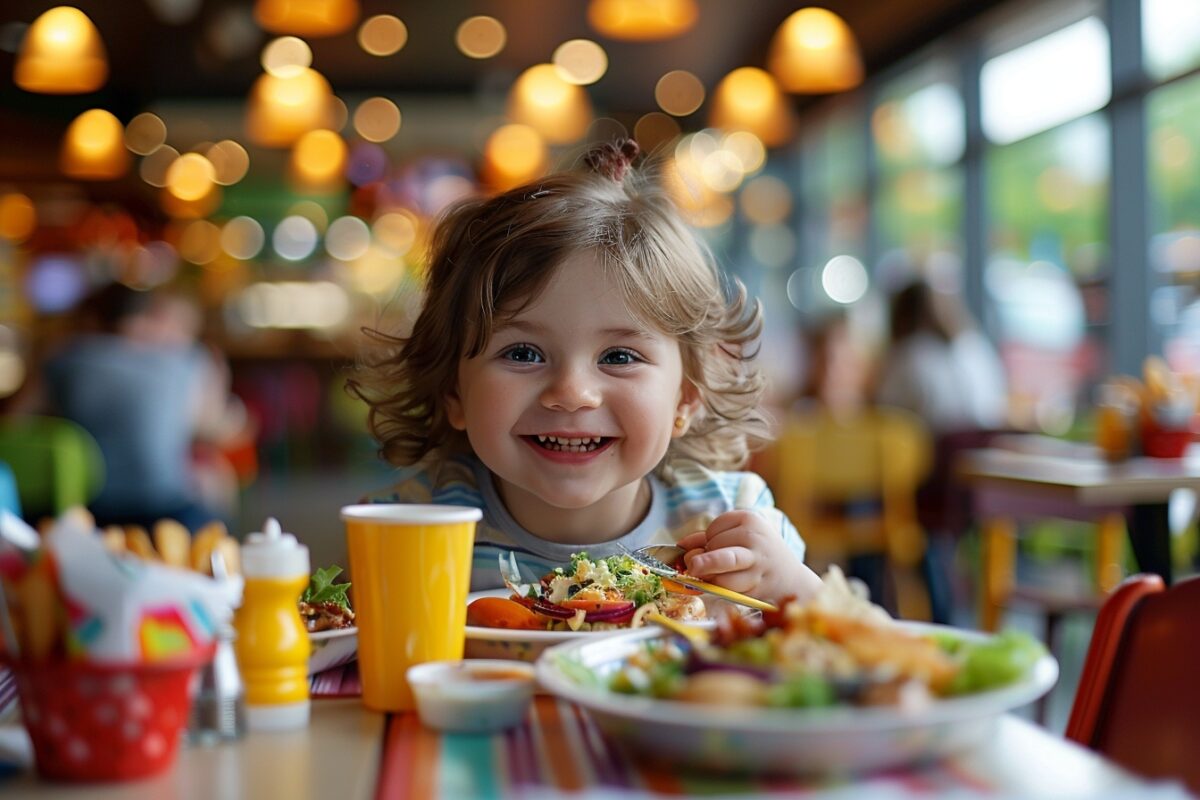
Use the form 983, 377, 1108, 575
367, 452, 806, 591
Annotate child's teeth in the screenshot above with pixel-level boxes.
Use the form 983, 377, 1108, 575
534, 434, 605, 451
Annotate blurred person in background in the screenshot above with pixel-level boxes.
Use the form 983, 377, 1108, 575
32, 283, 242, 532
793, 311, 875, 418
877, 278, 1006, 433
877, 277, 1009, 623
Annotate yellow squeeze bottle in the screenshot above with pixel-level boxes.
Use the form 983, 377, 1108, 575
234, 517, 311, 731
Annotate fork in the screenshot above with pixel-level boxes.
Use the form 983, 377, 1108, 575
619, 544, 778, 613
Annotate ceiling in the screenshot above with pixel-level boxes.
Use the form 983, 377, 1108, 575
0, 0, 1007, 185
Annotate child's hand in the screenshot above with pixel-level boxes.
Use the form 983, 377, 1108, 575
677, 510, 821, 603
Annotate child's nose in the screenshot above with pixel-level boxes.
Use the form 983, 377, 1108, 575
540, 363, 601, 411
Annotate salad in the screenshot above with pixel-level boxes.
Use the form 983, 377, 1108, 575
607, 567, 1045, 709
467, 552, 707, 632
299, 565, 355, 632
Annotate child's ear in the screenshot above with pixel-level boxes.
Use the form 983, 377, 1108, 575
672, 381, 704, 438
445, 388, 467, 431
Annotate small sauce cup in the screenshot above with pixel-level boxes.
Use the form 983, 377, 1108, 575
406, 659, 536, 733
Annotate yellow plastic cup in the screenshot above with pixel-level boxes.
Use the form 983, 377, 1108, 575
341, 504, 481, 712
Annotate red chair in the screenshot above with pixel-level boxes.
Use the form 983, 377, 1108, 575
1066, 573, 1200, 793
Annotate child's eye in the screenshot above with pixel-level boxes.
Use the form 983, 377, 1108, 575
599, 348, 642, 366
501, 344, 543, 363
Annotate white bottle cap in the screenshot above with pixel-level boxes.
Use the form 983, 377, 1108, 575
240, 517, 310, 579
244, 700, 310, 731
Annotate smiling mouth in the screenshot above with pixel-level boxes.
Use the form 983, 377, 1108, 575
524, 434, 612, 453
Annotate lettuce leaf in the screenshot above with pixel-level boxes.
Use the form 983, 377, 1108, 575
302, 565, 352, 610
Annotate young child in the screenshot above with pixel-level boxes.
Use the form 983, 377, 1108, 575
353, 139, 821, 603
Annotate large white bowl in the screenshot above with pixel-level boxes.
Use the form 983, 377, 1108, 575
536, 624, 1058, 775
308, 626, 357, 675
464, 588, 717, 662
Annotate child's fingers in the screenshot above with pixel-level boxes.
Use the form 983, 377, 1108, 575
676, 531, 708, 550
685, 545, 756, 577
704, 570, 760, 595
704, 510, 758, 538
682, 546, 706, 571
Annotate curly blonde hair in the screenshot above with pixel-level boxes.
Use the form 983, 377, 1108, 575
350, 140, 770, 473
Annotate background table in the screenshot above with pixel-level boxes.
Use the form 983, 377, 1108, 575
958, 440, 1200, 631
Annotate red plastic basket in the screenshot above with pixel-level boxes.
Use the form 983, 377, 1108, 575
6, 649, 212, 782
1142, 417, 1197, 459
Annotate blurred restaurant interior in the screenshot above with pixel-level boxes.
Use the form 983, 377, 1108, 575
1, 0, 1199, 736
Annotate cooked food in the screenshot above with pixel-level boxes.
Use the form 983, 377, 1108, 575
608, 567, 1045, 709
101, 519, 241, 577
299, 565, 355, 632
468, 551, 707, 632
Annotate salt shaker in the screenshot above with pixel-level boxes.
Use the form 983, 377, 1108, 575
188, 624, 246, 743
188, 552, 246, 743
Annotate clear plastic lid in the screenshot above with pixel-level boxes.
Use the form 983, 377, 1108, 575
240, 517, 309, 579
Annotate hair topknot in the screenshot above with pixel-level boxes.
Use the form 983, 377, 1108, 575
583, 138, 640, 183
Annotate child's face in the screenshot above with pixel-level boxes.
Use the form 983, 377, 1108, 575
446, 251, 693, 532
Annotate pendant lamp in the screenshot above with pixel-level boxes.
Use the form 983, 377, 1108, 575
15, 6, 108, 94
61, 109, 129, 180
255, 0, 359, 38
709, 67, 794, 148
768, 7, 863, 94
506, 64, 592, 145
246, 68, 335, 147
587, 0, 697, 41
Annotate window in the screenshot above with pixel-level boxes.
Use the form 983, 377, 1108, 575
872, 62, 965, 289
789, 105, 869, 319
1143, 0, 1200, 80
981, 16, 1110, 146
1148, 72, 1200, 372
981, 13, 1111, 431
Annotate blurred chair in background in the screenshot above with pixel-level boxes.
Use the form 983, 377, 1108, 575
1066, 573, 1200, 794
768, 406, 933, 619
913, 427, 1014, 623
0, 415, 104, 522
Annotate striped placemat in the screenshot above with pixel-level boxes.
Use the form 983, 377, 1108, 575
310, 662, 361, 697
0, 668, 14, 723
374, 695, 1004, 798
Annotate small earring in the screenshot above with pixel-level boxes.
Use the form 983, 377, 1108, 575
674, 414, 687, 431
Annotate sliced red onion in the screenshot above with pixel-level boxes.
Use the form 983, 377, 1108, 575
531, 600, 578, 619
582, 603, 636, 622
531, 599, 637, 623
686, 650, 772, 680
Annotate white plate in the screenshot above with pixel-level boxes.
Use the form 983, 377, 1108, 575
464, 588, 717, 662
308, 626, 357, 675
536, 624, 1058, 775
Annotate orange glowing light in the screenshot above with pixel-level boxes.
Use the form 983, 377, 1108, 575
587, 0, 697, 41
506, 64, 592, 144
768, 8, 863, 94
709, 67, 794, 147
15, 6, 108, 94
254, 0, 359, 38
246, 67, 334, 147
61, 108, 129, 180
